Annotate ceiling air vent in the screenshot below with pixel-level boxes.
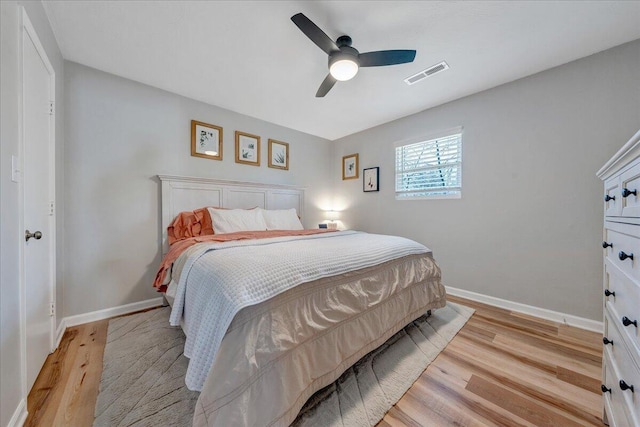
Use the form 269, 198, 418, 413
404, 61, 449, 85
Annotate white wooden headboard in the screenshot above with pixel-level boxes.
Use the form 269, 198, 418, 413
158, 175, 305, 252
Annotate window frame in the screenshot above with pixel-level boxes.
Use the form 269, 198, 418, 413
394, 127, 463, 201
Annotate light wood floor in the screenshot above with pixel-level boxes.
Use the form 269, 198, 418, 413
26, 296, 605, 426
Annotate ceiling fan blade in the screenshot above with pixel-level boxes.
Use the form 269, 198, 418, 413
358, 50, 417, 67
291, 13, 340, 55
316, 74, 337, 97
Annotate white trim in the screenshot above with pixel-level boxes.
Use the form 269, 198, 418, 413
157, 174, 305, 190
396, 193, 462, 201
21, 10, 55, 74
8, 398, 28, 427
393, 126, 464, 148
446, 286, 603, 332
55, 318, 66, 349
18, 3, 27, 402
63, 298, 164, 328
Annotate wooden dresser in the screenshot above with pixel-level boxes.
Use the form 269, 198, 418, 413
597, 129, 640, 427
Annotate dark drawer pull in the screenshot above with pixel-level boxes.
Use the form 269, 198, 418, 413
601, 384, 611, 393
602, 241, 613, 248
603, 337, 614, 346
622, 188, 637, 198
605, 194, 616, 202
622, 316, 638, 327
604, 289, 616, 297
618, 251, 634, 261
619, 380, 634, 392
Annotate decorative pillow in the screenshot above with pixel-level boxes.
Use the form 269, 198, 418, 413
262, 208, 304, 231
208, 207, 268, 234
167, 207, 214, 245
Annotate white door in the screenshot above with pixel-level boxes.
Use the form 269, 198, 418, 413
22, 13, 56, 393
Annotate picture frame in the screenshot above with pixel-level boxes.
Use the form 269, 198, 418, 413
235, 131, 261, 166
363, 167, 379, 192
268, 139, 289, 170
342, 153, 359, 180
191, 120, 223, 160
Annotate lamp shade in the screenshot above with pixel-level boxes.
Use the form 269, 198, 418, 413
325, 210, 339, 221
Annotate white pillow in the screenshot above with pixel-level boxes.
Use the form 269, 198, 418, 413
208, 207, 268, 234
262, 208, 304, 231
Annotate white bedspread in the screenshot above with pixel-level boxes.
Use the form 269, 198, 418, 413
169, 230, 429, 391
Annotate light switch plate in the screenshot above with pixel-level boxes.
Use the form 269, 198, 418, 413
11, 155, 20, 183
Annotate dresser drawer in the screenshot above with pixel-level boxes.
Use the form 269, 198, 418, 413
603, 349, 640, 427
620, 162, 640, 218
605, 308, 640, 377
606, 175, 623, 217
605, 228, 640, 282
604, 316, 640, 426
605, 265, 640, 368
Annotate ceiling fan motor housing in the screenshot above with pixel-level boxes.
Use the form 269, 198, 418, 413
329, 46, 360, 68
336, 35, 353, 47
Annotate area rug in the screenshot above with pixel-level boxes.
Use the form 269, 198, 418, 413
94, 302, 473, 427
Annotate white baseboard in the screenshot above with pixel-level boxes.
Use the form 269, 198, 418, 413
63, 297, 164, 328
446, 286, 603, 333
55, 318, 66, 349
8, 398, 27, 427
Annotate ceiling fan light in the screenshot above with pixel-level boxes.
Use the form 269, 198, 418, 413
330, 59, 359, 81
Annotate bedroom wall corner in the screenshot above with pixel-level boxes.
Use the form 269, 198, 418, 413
331, 38, 640, 322
62, 62, 333, 318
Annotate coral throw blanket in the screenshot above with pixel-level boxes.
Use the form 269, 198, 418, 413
154, 229, 338, 291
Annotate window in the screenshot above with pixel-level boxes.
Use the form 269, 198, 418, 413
395, 130, 462, 199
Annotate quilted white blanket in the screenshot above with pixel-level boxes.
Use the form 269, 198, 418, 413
169, 230, 429, 391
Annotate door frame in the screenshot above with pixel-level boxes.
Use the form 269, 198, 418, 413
18, 6, 57, 397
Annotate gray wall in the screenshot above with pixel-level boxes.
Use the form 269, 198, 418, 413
1, 1, 64, 424
63, 62, 332, 317
332, 39, 640, 321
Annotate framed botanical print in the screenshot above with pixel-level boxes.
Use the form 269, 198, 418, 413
342, 153, 359, 180
268, 139, 289, 170
363, 167, 379, 192
191, 120, 223, 160
235, 131, 261, 166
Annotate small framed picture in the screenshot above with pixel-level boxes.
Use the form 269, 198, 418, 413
191, 120, 223, 160
363, 167, 379, 192
342, 153, 359, 180
268, 139, 289, 170
235, 131, 261, 166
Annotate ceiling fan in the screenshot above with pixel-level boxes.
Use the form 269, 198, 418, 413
291, 12, 417, 97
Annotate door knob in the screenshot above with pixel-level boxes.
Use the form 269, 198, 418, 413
25, 230, 42, 242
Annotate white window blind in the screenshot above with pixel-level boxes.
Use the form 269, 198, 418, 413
395, 132, 462, 199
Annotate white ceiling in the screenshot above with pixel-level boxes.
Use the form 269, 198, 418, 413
43, 1, 640, 141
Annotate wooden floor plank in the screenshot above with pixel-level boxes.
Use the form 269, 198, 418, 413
556, 365, 601, 394
468, 316, 602, 365
25, 329, 80, 427
492, 333, 601, 379
465, 374, 586, 427
53, 320, 108, 426
26, 297, 606, 427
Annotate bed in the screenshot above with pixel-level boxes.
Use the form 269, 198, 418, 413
156, 175, 446, 426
